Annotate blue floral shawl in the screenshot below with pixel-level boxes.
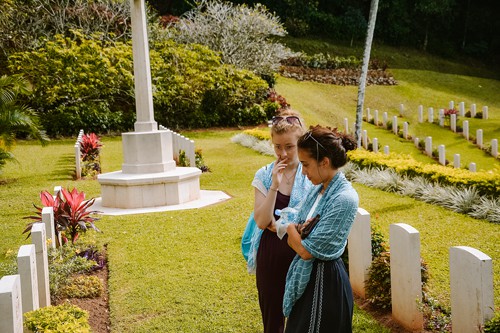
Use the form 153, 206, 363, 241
282, 172, 359, 316
247, 161, 312, 273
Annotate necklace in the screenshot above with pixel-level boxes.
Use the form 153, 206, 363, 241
283, 167, 297, 184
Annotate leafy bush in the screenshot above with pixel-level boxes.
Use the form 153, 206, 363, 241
80, 133, 102, 179
164, 0, 296, 78
0, 0, 135, 57
8, 31, 136, 136
24, 188, 101, 244
150, 40, 269, 128
48, 246, 97, 300
59, 275, 103, 298
348, 149, 500, 197
485, 312, 500, 333
365, 251, 392, 309
24, 302, 91, 333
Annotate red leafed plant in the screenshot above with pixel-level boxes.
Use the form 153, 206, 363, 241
24, 188, 101, 245
80, 133, 102, 162
444, 108, 459, 117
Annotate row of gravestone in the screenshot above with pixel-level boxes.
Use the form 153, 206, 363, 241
348, 208, 495, 332
0, 207, 56, 333
1, 207, 495, 332
74, 129, 85, 179
345, 104, 498, 169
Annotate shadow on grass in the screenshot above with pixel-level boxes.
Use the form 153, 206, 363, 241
49, 153, 76, 181
370, 203, 415, 215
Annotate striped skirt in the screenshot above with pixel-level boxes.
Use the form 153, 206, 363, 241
284, 258, 353, 333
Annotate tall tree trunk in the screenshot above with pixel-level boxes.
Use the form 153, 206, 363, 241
355, 0, 379, 148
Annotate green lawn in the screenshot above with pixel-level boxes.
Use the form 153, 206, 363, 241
1, 130, 498, 332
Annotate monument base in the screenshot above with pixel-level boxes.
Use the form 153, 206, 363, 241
97, 167, 201, 209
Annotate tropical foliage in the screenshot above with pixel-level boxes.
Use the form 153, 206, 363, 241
0, 74, 47, 171
24, 188, 101, 244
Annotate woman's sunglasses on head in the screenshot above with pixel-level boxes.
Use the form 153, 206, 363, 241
271, 116, 302, 127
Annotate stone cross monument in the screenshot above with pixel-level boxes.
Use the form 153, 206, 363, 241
98, 0, 201, 209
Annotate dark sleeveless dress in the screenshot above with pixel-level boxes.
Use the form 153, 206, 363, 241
256, 191, 296, 333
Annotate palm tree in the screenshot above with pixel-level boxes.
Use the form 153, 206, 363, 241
0, 74, 48, 172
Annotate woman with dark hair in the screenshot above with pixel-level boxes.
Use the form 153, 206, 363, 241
282, 125, 359, 332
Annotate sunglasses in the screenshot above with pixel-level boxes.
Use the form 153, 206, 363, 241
271, 116, 302, 127
304, 130, 327, 151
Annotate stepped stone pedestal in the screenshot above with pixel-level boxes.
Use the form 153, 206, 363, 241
98, 130, 200, 209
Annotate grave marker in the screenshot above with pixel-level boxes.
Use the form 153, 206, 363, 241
425, 137, 432, 156
459, 101, 465, 116
471, 104, 476, 117
344, 118, 348, 134
454, 154, 460, 168
449, 100, 454, 109
438, 145, 446, 165
469, 162, 476, 172
348, 208, 372, 298
384, 145, 389, 155
390, 223, 423, 330
428, 107, 434, 123
0, 275, 23, 333
414, 137, 419, 148
374, 110, 379, 126
450, 246, 494, 332
31, 223, 50, 307
382, 112, 388, 128
476, 129, 483, 149
399, 104, 404, 116
418, 105, 423, 123
392, 116, 398, 134
362, 130, 368, 149
491, 139, 498, 158
365, 108, 371, 122
41, 207, 56, 249
438, 109, 444, 127
482, 106, 488, 119
17, 244, 39, 313
451, 114, 457, 132
463, 120, 469, 140
403, 122, 408, 139
372, 138, 378, 153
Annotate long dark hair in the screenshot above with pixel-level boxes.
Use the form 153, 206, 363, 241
297, 125, 357, 169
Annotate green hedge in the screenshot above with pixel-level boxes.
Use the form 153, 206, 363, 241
8, 31, 270, 136
348, 149, 500, 197
24, 302, 91, 333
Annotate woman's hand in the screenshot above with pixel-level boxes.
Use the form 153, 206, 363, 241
271, 156, 288, 189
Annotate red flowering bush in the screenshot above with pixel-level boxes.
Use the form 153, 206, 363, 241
24, 188, 101, 245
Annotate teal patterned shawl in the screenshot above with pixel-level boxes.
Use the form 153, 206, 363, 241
282, 172, 359, 316
247, 161, 312, 273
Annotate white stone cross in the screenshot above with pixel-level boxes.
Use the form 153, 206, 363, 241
131, 0, 157, 132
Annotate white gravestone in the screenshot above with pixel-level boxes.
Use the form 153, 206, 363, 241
428, 107, 434, 123
390, 223, 423, 330
373, 110, 379, 126
343, 118, 348, 134
450, 246, 494, 333
463, 120, 469, 140
403, 122, 408, 139
418, 105, 423, 123
438, 145, 446, 165
362, 130, 368, 149
438, 109, 444, 127
372, 138, 378, 153
454, 154, 460, 168
459, 101, 465, 116
384, 145, 389, 155
491, 139, 498, 158
41, 207, 56, 249
482, 106, 488, 119
0, 275, 23, 333
75, 143, 81, 179
414, 137, 419, 148
17, 244, 39, 313
450, 114, 457, 132
348, 208, 372, 298
365, 108, 371, 122
392, 116, 398, 134
449, 100, 454, 109
399, 104, 404, 116
471, 103, 476, 117
31, 223, 50, 307
382, 112, 388, 128
469, 162, 476, 172
476, 129, 483, 148
425, 137, 432, 156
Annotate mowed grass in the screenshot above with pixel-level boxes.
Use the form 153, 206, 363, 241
1, 132, 498, 332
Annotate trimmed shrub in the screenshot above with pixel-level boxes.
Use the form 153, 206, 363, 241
24, 302, 91, 333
